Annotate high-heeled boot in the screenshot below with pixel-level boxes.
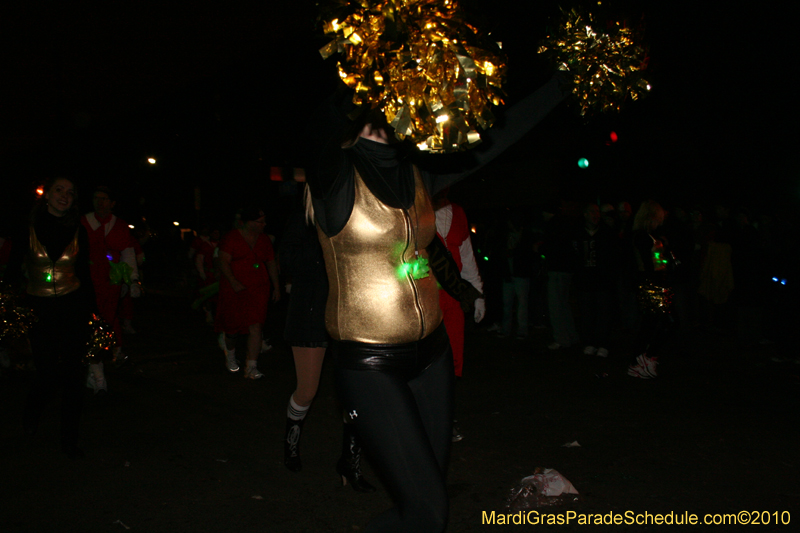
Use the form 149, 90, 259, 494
336, 423, 376, 493
283, 417, 304, 472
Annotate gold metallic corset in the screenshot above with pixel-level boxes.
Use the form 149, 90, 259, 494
317, 167, 442, 344
26, 227, 81, 297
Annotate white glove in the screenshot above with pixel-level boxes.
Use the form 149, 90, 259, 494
474, 298, 486, 323
130, 281, 142, 298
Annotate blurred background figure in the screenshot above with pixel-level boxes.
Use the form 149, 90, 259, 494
215, 206, 280, 379
542, 202, 580, 350
617, 201, 633, 234
0, 230, 11, 371
497, 208, 535, 339
627, 200, 675, 379
192, 226, 220, 325
573, 203, 614, 358
600, 203, 617, 231
120, 232, 146, 336
434, 192, 485, 442
81, 185, 141, 393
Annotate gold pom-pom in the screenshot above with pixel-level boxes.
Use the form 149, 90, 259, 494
85, 313, 115, 364
538, 7, 650, 116
319, 0, 506, 153
0, 285, 37, 342
637, 281, 673, 314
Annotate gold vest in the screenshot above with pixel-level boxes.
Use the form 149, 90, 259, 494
318, 167, 442, 344
26, 227, 81, 297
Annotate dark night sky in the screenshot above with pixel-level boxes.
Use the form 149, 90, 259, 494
1, 1, 797, 231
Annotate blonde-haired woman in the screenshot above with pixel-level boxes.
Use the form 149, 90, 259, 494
627, 200, 675, 379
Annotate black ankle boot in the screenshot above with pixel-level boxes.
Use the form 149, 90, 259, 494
283, 418, 304, 472
336, 422, 376, 493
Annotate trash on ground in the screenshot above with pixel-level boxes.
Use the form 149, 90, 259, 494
506, 468, 580, 511
113, 520, 130, 530
562, 441, 581, 447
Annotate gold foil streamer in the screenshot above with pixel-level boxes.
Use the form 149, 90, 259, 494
0, 285, 37, 342
538, 7, 650, 116
85, 313, 115, 364
319, 0, 506, 153
636, 281, 673, 315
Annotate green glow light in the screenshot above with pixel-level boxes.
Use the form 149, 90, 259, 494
578, 158, 589, 169
397, 257, 430, 280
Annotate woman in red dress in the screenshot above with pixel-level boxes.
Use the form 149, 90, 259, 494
215, 207, 280, 379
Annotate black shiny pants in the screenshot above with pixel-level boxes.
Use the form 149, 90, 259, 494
333, 323, 454, 532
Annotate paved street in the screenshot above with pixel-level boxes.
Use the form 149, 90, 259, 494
2, 284, 797, 532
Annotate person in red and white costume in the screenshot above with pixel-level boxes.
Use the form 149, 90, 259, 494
434, 194, 485, 442
81, 186, 140, 393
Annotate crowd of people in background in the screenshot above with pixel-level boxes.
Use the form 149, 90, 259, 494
2, 193, 797, 369
1, 178, 797, 531
475, 197, 797, 371
2, 188, 797, 412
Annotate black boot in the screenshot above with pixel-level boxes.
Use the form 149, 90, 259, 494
283, 418, 304, 472
336, 422, 376, 493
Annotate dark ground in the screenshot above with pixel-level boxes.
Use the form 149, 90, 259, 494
1, 283, 798, 533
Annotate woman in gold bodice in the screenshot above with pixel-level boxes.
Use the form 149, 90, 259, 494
8, 177, 96, 458
307, 76, 566, 531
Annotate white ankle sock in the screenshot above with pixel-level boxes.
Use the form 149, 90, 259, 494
287, 395, 310, 421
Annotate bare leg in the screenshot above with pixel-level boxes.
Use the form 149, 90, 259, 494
283, 347, 325, 471
244, 324, 264, 379
246, 323, 262, 363
291, 347, 326, 406
224, 333, 236, 351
